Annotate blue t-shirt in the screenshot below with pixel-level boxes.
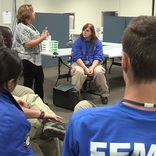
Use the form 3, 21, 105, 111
71, 36, 104, 66
62, 102, 156, 156
0, 91, 36, 156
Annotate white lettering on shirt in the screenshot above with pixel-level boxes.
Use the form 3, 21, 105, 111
90, 142, 156, 156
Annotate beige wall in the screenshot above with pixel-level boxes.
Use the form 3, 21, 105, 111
119, 0, 151, 16
0, 0, 154, 33
0, 0, 25, 28
26, 0, 119, 33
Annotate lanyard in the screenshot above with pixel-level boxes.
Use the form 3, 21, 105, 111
85, 42, 91, 60
122, 99, 156, 108
85, 42, 94, 66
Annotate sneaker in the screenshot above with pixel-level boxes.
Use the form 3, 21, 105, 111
101, 97, 108, 104
42, 120, 67, 141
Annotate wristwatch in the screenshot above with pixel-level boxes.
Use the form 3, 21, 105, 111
38, 110, 45, 119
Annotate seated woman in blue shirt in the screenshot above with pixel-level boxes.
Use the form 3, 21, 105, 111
71, 23, 109, 104
0, 47, 35, 155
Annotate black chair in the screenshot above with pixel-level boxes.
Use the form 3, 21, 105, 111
82, 76, 101, 99
66, 41, 73, 48
82, 61, 110, 101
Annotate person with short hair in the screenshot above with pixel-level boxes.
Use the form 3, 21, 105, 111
62, 16, 156, 155
71, 23, 109, 104
0, 26, 12, 48
0, 32, 4, 48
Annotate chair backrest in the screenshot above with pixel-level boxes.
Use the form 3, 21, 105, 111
66, 41, 73, 48
0, 26, 12, 48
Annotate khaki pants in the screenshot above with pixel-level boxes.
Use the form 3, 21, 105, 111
12, 85, 61, 156
74, 100, 97, 112
71, 63, 109, 97
12, 85, 35, 97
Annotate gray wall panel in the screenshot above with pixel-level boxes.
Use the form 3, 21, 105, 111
125, 17, 133, 28
103, 16, 125, 43
32, 13, 69, 66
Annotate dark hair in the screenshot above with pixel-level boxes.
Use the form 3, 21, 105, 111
122, 16, 156, 83
0, 26, 12, 48
0, 32, 4, 48
0, 48, 22, 87
80, 23, 97, 47
16, 4, 34, 24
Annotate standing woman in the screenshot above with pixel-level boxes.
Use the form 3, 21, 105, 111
0, 48, 35, 155
71, 23, 109, 104
13, 4, 49, 100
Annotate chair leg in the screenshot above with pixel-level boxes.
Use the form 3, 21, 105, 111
83, 81, 87, 99
108, 58, 114, 74
109, 58, 122, 74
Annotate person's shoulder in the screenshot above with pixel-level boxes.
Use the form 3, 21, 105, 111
17, 23, 24, 27
74, 36, 81, 42
73, 36, 82, 46
95, 38, 102, 45
17, 23, 28, 30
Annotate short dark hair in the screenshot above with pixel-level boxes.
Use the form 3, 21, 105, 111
122, 16, 156, 83
0, 32, 5, 48
0, 48, 22, 87
0, 26, 12, 48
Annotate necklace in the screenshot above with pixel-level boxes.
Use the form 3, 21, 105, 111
122, 99, 156, 108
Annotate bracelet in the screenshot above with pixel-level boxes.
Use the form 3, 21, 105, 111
38, 110, 45, 119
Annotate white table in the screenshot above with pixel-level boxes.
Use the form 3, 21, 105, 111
41, 48, 72, 85
41, 43, 122, 61
41, 43, 122, 58
102, 42, 122, 73
102, 42, 122, 58
41, 48, 72, 57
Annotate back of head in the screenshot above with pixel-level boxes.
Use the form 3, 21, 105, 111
0, 32, 4, 48
0, 26, 12, 48
122, 16, 156, 83
0, 48, 22, 87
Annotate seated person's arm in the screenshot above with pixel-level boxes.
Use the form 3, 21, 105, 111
89, 60, 100, 75
17, 99, 63, 122
76, 58, 90, 74
91, 60, 100, 69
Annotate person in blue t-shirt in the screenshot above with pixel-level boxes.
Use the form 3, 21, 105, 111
62, 16, 156, 156
71, 23, 109, 104
0, 27, 64, 156
0, 47, 35, 155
